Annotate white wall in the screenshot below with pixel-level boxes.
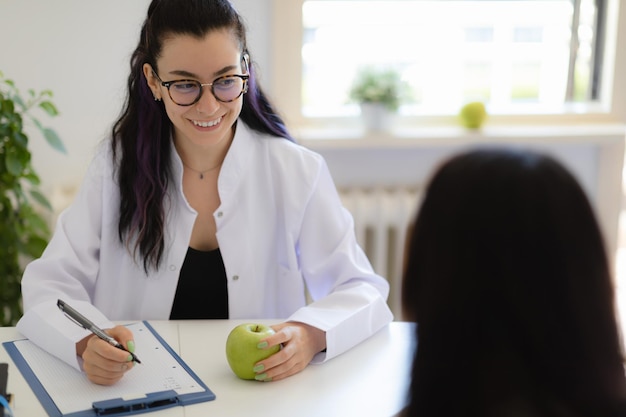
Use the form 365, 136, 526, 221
0, 0, 272, 198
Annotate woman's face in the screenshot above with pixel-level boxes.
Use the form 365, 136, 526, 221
144, 30, 245, 150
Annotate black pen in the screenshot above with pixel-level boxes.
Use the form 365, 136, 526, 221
57, 299, 141, 364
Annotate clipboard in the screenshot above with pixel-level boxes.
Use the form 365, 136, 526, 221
2, 321, 215, 417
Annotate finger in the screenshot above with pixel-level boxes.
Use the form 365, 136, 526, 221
254, 339, 302, 381
255, 348, 306, 382
82, 337, 134, 384
261, 326, 294, 349
82, 349, 133, 385
90, 336, 135, 363
270, 322, 289, 333
254, 324, 325, 382
106, 325, 136, 353
266, 363, 306, 382
257, 342, 294, 369
84, 364, 128, 385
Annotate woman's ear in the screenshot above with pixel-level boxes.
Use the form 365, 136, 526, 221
143, 63, 161, 100
241, 52, 250, 75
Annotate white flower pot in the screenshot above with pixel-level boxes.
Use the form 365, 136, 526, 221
359, 102, 393, 132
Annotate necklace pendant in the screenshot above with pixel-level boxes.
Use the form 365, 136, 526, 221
199, 173, 204, 180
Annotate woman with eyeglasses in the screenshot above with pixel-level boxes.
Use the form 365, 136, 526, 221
17, 0, 392, 385
400, 148, 626, 416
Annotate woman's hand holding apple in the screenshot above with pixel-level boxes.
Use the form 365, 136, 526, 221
254, 322, 326, 382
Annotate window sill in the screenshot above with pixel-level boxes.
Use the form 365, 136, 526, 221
297, 123, 626, 149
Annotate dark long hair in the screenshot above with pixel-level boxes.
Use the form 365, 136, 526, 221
401, 148, 626, 416
111, 0, 292, 273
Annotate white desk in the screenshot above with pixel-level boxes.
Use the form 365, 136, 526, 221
0, 320, 415, 417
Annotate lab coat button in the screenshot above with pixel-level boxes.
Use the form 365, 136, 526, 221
232, 275, 239, 281
216, 211, 223, 218
169, 264, 176, 271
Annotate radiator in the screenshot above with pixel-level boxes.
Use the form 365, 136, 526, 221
339, 186, 421, 319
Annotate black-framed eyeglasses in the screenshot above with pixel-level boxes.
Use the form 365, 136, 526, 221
152, 70, 249, 106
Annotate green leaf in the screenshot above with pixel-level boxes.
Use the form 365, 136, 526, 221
23, 234, 49, 258
5, 150, 23, 176
39, 101, 58, 116
12, 186, 27, 206
12, 131, 28, 148
12, 93, 24, 109
22, 210, 50, 233
43, 128, 66, 153
1, 97, 15, 114
23, 171, 41, 185
30, 189, 53, 211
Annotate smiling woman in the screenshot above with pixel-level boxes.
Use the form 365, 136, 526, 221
15, 0, 392, 388
143, 30, 249, 155
0, 0, 274, 198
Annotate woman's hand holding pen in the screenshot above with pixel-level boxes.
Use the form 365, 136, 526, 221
77, 325, 136, 385
252, 322, 326, 382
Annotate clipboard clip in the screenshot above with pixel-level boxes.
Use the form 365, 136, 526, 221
92, 390, 179, 416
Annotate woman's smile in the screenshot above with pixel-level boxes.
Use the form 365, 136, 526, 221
191, 116, 223, 129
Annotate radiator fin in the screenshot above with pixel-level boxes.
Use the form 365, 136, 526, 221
339, 187, 421, 319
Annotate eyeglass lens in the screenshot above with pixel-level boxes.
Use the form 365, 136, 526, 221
168, 76, 245, 105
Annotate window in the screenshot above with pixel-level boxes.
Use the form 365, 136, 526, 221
271, 0, 620, 127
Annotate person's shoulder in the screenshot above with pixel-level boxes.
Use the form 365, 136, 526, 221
85, 138, 115, 174
269, 139, 326, 177
270, 137, 322, 161
242, 124, 325, 167
391, 407, 408, 417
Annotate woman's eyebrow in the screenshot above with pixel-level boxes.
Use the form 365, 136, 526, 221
168, 65, 239, 79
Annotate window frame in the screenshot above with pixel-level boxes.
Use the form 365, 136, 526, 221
270, 0, 626, 130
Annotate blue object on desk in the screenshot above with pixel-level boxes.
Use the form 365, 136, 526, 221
0, 362, 13, 417
0, 394, 14, 417
92, 390, 178, 416
2, 321, 215, 417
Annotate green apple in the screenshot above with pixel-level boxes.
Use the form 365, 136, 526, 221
459, 101, 487, 129
225, 323, 280, 380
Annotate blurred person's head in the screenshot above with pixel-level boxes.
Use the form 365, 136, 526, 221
402, 148, 626, 416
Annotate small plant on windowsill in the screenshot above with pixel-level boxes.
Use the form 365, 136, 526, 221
0, 71, 66, 326
349, 67, 405, 131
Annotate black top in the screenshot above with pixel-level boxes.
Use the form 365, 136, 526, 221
169, 247, 229, 319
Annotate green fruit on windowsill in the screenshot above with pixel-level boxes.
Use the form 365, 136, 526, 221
459, 101, 487, 129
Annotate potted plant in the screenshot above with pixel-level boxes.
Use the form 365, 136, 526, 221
349, 66, 405, 131
0, 71, 65, 326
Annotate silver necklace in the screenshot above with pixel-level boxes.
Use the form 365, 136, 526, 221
181, 161, 221, 179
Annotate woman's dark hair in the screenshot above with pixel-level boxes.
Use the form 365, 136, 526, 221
401, 148, 626, 416
111, 0, 292, 272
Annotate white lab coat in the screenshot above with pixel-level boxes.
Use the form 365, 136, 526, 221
17, 122, 393, 370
